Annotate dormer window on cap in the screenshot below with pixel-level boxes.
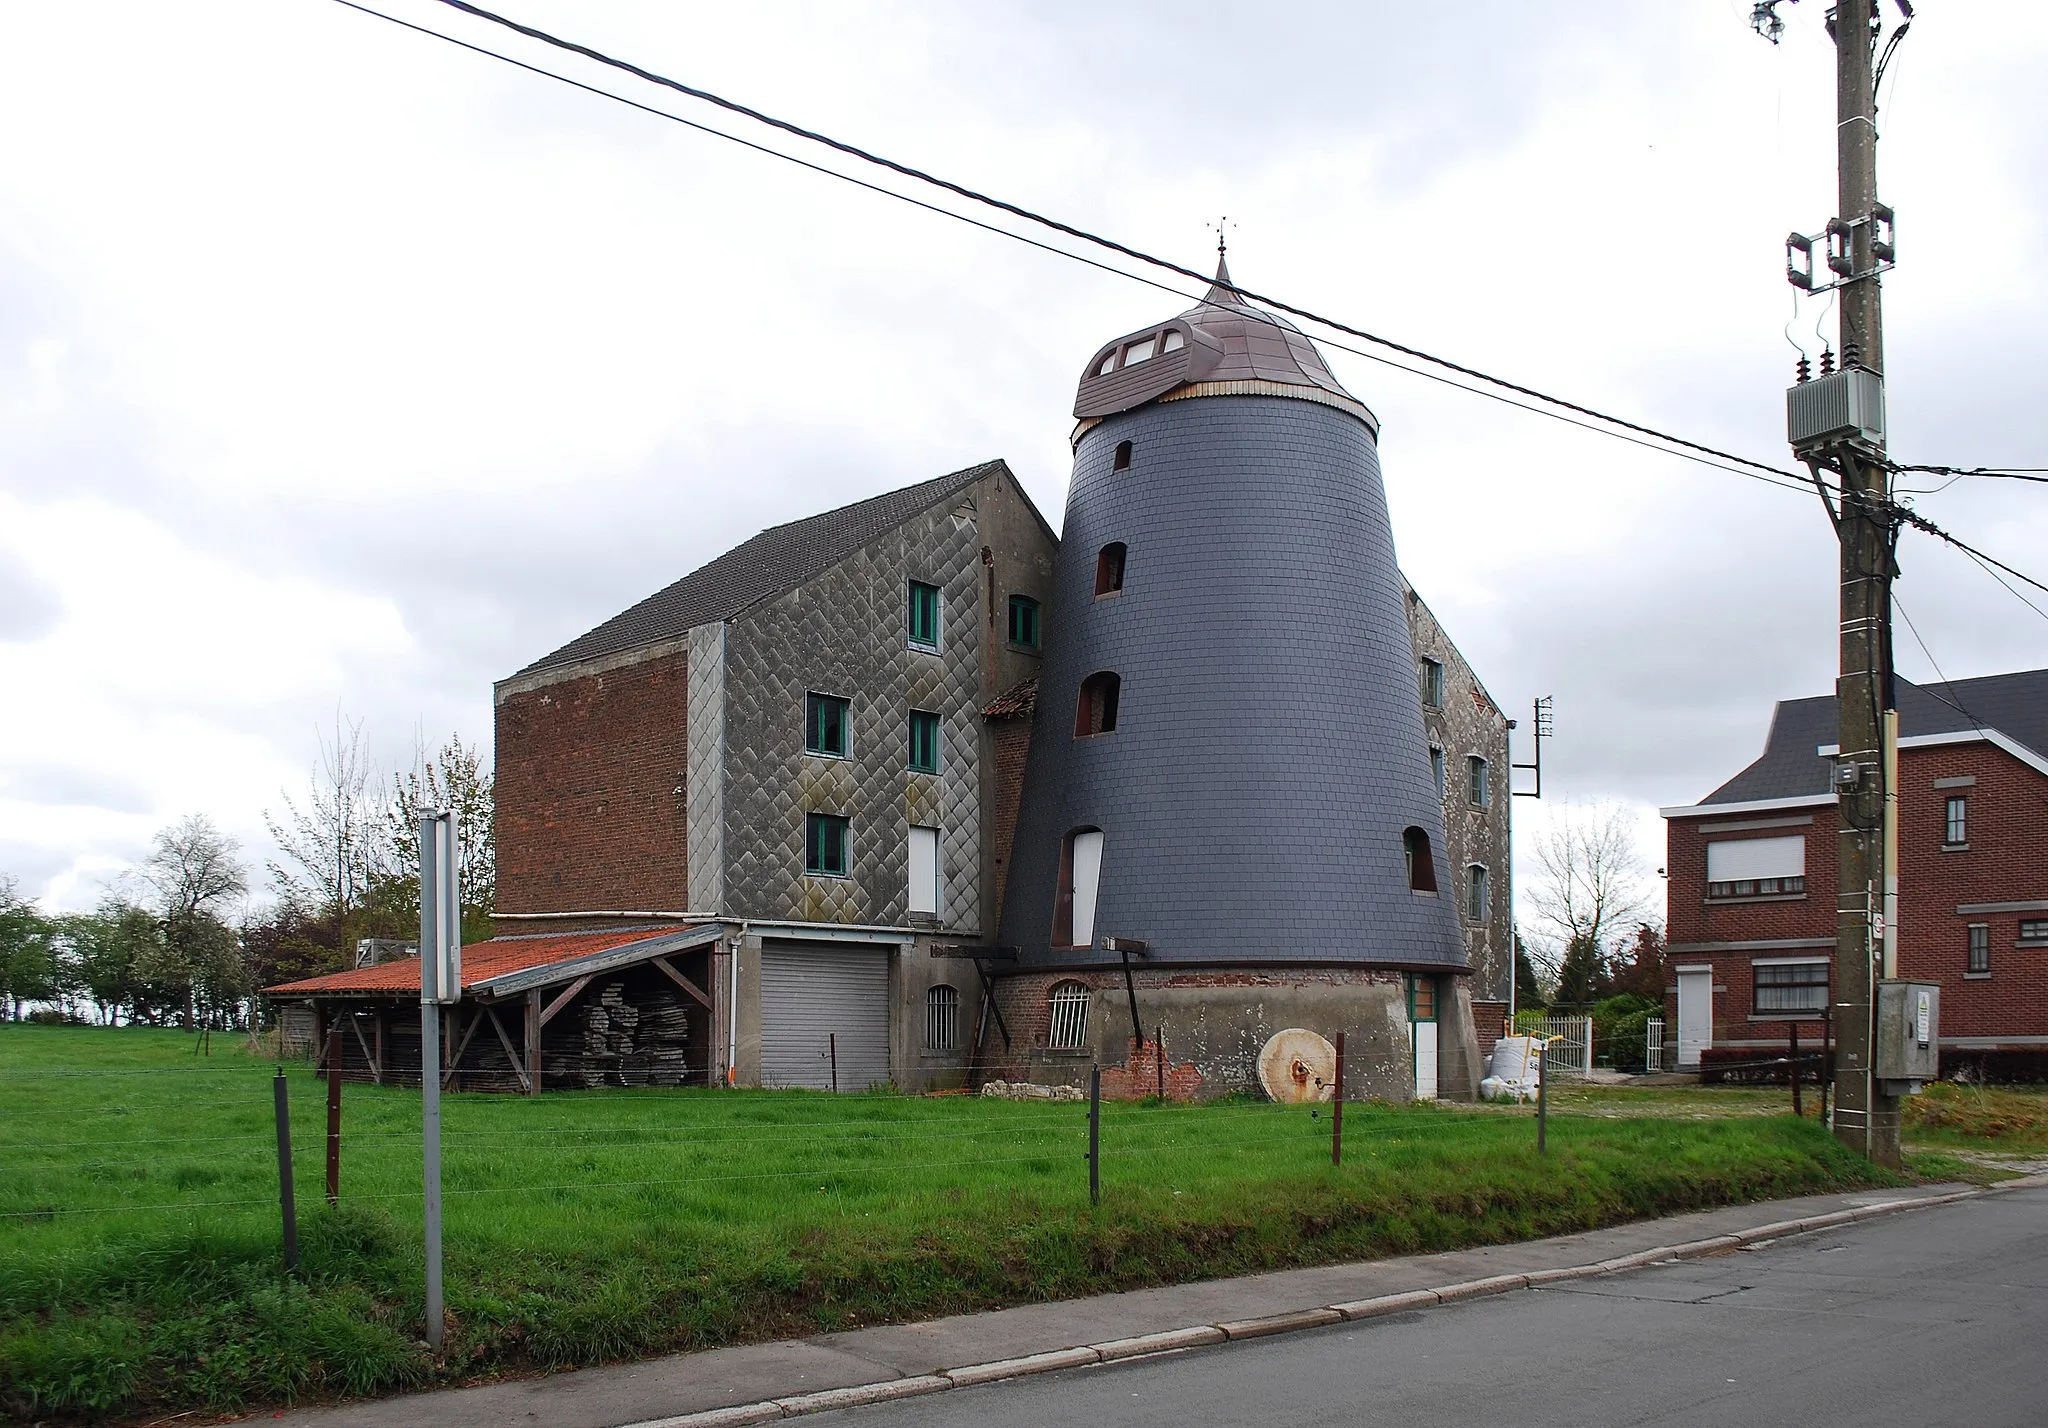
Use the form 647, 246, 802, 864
1071, 256, 1376, 432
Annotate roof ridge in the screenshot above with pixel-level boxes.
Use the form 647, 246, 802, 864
511, 460, 1008, 678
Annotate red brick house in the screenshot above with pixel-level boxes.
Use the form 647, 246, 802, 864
1660, 669, 2048, 1074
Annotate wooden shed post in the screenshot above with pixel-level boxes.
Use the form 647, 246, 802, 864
526, 988, 542, 1096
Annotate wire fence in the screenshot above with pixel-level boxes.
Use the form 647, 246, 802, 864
0, 1044, 1550, 1232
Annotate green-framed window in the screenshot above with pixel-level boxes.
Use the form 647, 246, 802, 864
908, 709, 941, 773
1409, 975, 1441, 1020
908, 580, 941, 649
805, 692, 850, 758
805, 813, 850, 876
1008, 594, 1041, 650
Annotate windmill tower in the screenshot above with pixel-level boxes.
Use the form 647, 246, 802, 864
993, 256, 1476, 1100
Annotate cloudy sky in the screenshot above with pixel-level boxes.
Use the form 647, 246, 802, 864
2, 1, 2042, 921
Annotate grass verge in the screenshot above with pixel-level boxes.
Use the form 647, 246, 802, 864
3, 1026, 1893, 1422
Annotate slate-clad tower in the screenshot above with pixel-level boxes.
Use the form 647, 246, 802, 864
993, 259, 1476, 1099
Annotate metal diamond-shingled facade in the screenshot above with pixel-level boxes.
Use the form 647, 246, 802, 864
999, 394, 1467, 976
718, 495, 985, 932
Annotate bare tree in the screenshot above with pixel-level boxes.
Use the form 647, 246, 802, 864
1526, 800, 1656, 1003
138, 814, 248, 1029
266, 714, 382, 928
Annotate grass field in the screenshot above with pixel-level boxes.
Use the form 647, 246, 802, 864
2, 1027, 1899, 1421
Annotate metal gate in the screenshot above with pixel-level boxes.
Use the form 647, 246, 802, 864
1530, 1015, 1594, 1075
1646, 1016, 1666, 1073
759, 942, 892, 1091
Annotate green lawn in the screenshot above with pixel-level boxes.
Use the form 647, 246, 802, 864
2, 1026, 1894, 1421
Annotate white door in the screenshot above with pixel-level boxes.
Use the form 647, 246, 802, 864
907, 826, 940, 918
1070, 830, 1104, 948
759, 942, 892, 1090
1413, 1020, 1438, 1101
1676, 969, 1713, 1068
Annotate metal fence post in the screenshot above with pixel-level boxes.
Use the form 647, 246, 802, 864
1332, 1031, 1345, 1167
326, 1028, 342, 1205
273, 1069, 299, 1272
829, 1032, 839, 1094
1536, 1041, 1548, 1155
1088, 1064, 1101, 1206
1790, 1020, 1803, 1119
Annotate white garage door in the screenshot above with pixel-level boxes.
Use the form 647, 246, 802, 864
760, 942, 892, 1091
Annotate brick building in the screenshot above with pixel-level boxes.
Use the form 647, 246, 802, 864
1660, 669, 2048, 1073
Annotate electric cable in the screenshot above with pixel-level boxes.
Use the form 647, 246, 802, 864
319, 0, 1834, 501
335, 0, 2048, 595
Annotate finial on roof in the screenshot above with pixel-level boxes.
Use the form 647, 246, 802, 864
1204, 215, 1239, 304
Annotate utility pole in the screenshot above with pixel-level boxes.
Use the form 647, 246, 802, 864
1766, 0, 1904, 1167
1827, 0, 1900, 1170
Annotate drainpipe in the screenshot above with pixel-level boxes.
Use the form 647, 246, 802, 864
726, 921, 747, 1086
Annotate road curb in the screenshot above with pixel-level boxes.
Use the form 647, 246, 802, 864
615, 1187, 1986, 1428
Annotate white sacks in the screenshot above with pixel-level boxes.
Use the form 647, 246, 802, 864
1480, 1035, 1543, 1102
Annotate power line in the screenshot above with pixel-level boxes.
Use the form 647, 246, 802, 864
328, 2, 2048, 591
1894, 464, 2048, 486
321, 0, 1831, 500
1891, 592, 1990, 732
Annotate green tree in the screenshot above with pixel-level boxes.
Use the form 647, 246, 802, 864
59, 901, 161, 1024
1513, 933, 1547, 1011
138, 815, 249, 1030
0, 878, 61, 1020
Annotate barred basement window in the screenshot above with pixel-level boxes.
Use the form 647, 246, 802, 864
804, 813, 850, 876
1968, 924, 1990, 975
1754, 960, 1828, 1014
1048, 981, 1090, 1051
926, 984, 959, 1052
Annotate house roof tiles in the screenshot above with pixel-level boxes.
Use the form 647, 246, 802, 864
1700, 669, 2048, 805
264, 928, 694, 996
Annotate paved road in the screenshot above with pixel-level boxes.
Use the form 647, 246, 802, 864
823, 1187, 2048, 1428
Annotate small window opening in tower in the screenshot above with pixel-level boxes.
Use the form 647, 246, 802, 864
1075, 671, 1121, 736
1095, 542, 1127, 597
1113, 440, 1133, 472
1161, 328, 1184, 354
1124, 335, 1157, 365
1402, 827, 1438, 893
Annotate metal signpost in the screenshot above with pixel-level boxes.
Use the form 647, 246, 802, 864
419, 810, 460, 1352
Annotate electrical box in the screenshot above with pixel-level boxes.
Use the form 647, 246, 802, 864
1787, 366, 1885, 458
1874, 980, 1939, 1095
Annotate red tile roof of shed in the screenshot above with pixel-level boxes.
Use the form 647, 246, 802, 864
265, 929, 679, 995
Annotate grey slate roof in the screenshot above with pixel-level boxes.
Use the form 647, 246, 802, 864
516, 461, 1007, 677
1700, 669, 2048, 805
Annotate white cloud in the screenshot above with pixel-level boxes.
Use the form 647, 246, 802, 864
0, 0, 2043, 915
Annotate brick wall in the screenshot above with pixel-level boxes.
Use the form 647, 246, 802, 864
495, 651, 690, 914
1664, 740, 2048, 1052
